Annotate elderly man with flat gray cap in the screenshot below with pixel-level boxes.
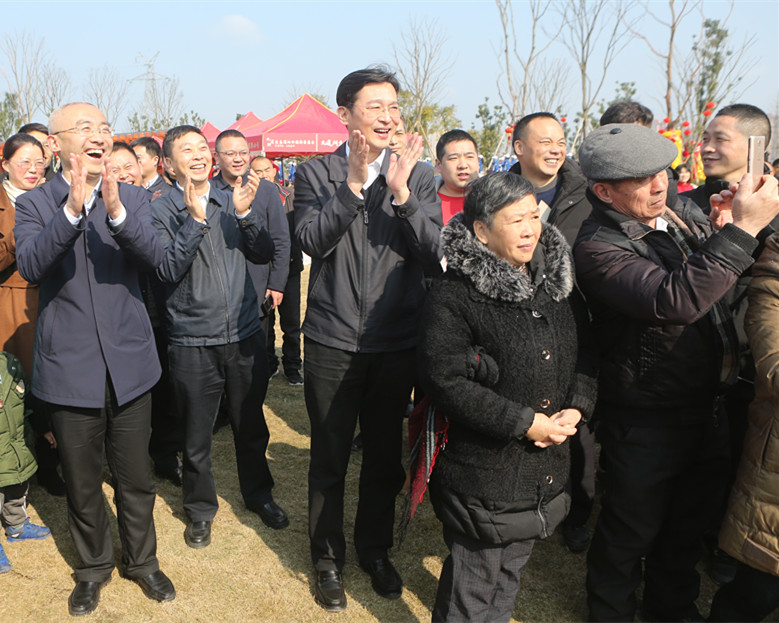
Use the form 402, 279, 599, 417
573, 124, 779, 622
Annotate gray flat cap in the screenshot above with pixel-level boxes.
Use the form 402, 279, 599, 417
579, 123, 678, 180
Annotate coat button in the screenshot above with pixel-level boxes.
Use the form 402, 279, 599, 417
545, 475, 554, 485
541, 349, 551, 360
540, 398, 551, 409
532, 310, 542, 318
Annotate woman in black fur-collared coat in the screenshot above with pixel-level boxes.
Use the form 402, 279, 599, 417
418, 173, 597, 623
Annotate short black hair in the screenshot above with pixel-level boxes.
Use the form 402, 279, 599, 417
162, 125, 203, 159
436, 129, 478, 162
336, 66, 400, 109
715, 103, 772, 145
131, 136, 161, 160
463, 172, 535, 231
2, 133, 44, 161
111, 141, 135, 157
215, 129, 246, 152
511, 112, 560, 146
18, 122, 48, 135
600, 101, 654, 127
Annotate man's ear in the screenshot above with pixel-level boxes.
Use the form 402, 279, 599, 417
513, 139, 523, 158
435, 159, 441, 173
591, 182, 613, 204
337, 106, 350, 128
47, 134, 60, 156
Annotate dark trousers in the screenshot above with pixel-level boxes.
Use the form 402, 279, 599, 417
432, 527, 534, 623
586, 415, 730, 622
148, 326, 182, 472
168, 332, 274, 522
50, 385, 159, 582
266, 269, 302, 374
304, 338, 412, 572
709, 563, 779, 622
565, 422, 596, 527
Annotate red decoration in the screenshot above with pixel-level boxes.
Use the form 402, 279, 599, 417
682, 150, 690, 158
706, 101, 715, 109
658, 129, 665, 134
560, 117, 567, 123
683, 129, 692, 136
505, 127, 513, 134
682, 120, 690, 127
703, 109, 712, 117
663, 117, 670, 124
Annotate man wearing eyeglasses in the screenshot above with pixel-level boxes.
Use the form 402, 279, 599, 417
211, 131, 290, 382
294, 67, 442, 611
13, 102, 174, 616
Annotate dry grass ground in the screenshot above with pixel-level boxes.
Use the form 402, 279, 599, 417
2, 266, 744, 622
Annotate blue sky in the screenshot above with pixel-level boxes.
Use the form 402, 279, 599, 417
1, 0, 777, 137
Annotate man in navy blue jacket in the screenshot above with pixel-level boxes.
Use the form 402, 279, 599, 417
152, 126, 285, 550
14, 102, 174, 616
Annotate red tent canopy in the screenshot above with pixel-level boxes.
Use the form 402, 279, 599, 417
226, 112, 264, 135
248, 94, 347, 157
200, 121, 221, 149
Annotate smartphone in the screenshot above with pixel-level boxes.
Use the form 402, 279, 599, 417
748, 136, 766, 186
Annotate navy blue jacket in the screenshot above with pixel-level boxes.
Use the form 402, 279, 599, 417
152, 184, 274, 346
14, 174, 163, 408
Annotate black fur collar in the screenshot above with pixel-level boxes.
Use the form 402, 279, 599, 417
441, 212, 573, 303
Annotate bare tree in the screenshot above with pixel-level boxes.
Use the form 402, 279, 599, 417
37, 63, 71, 118
626, 0, 701, 126
85, 65, 129, 127
495, 0, 567, 120
393, 17, 455, 150
556, 0, 635, 147
0, 31, 47, 123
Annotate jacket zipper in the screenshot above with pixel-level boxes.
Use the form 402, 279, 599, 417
356, 204, 369, 349
207, 232, 231, 343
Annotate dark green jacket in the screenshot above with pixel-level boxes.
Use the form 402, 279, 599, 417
0, 351, 36, 487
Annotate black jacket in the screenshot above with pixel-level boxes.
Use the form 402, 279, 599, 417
418, 214, 597, 545
508, 158, 591, 245
211, 173, 290, 307
574, 191, 758, 422
294, 144, 442, 353
152, 184, 274, 346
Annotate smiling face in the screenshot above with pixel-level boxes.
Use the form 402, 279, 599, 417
513, 117, 566, 187
250, 157, 276, 182
436, 139, 479, 197
110, 148, 142, 186
593, 170, 669, 226
338, 82, 399, 159
2, 142, 45, 191
701, 115, 749, 183
214, 135, 250, 185
473, 195, 542, 267
48, 103, 112, 182
165, 132, 213, 188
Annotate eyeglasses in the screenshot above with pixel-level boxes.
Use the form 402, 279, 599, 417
358, 104, 402, 120
217, 150, 250, 160
53, 124, 113, 138
8, 158, 46, 169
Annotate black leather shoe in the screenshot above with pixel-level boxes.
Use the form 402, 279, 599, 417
134, 569, 176, 602
184, 521, 211, 548
359, 556, 402, 599
314, 570, 346, 612
68, 579, 109, 616
249, 500, 289, 530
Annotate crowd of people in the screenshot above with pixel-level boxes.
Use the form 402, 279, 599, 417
1, 65, 779, 622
